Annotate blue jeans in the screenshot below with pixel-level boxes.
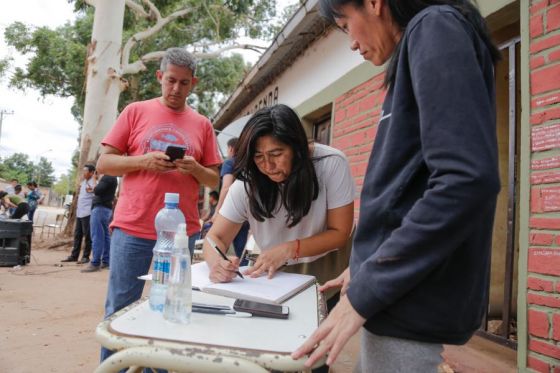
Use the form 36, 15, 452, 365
90, 206, 112, 267
101, 228, 199, 364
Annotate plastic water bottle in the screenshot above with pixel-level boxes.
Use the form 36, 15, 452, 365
163, 223, 192, 324
149, 193, 186, 312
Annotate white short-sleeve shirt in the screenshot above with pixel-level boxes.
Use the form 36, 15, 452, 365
220, 143, 356, 264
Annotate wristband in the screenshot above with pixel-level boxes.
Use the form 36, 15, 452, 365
293, 239, 301, 261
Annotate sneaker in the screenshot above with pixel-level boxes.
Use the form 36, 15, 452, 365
61, 256, 78, 262
80, 264, 100, 273
78, 257, 90, 264
100, 263, 109, 269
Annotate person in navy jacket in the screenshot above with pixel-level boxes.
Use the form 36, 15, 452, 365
293, 0, 502, 370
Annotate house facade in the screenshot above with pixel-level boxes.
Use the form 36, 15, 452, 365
212, 0, 560, 370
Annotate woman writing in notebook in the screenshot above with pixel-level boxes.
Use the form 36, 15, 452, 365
203, 104, 355, 284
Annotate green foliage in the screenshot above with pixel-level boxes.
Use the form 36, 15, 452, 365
52, 173, 74, 196
4, 0, 279, 121
34, 157, 56, 187
0, 153, 56, 187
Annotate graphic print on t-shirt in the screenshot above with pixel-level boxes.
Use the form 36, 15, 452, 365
142, 124, 193, 156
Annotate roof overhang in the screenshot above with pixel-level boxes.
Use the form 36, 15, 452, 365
212, 0, 330, 130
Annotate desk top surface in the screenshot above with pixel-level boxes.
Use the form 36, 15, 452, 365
109, 285, 319, 354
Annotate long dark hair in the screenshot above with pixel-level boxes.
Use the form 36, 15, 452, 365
319, 0, 501, 87
234, 104, 319, 227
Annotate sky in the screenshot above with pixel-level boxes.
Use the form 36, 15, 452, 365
0, 0, 295, 179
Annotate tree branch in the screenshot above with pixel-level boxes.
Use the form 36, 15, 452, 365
194, 44, 267, 58
121, 1, 190, 72
125, 0, 150, 19
122, 43, 266, 75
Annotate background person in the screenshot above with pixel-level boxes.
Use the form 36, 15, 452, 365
26, 181, 43, 222
293, 0, 502, 370
81, 172, 118, 273
211, 137, 250, 262
0, 191, 29, 219
96, 47, 221, 362
61, 164, 95, 264
203, 104, 355, 288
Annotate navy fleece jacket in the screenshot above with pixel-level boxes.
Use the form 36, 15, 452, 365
346, 5, 500, 344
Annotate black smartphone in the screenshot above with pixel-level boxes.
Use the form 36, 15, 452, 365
165, 145, 186, 162
233, 299, 289, 319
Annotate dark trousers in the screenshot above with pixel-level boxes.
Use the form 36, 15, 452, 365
12, 203, 29, 219
70, 216, 92, 259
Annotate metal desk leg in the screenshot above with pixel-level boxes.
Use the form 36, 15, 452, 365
94, 346, 270, 373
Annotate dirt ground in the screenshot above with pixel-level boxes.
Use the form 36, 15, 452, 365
0, 210, 516, 372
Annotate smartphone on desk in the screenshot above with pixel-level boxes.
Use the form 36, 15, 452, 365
165, 145, 186, 162
233, 299, 290, 319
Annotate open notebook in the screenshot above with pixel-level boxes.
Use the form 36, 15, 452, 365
192, 262, 316, 304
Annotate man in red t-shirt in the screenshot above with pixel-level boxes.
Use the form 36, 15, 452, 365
97, 47, 221, 362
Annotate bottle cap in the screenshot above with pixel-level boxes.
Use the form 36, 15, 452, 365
174, 223, 189, 248
164, 193, 180, 204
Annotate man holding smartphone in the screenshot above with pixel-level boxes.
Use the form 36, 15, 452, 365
96, 47, 222, 362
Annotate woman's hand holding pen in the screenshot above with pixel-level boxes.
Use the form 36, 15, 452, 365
208, 255, 240, 283
244, 241, 294, 279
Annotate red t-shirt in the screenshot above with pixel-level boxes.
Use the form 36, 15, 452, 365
102, 98, 222, 239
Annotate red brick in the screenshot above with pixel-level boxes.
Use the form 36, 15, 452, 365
531, 34, 560, 54
557, 236, 560, 246
547, 4, 560, 32
531, 0, 549, 14
530, 218, 560, 229
358, 95, 376, 113
532, 92, 560, 108
528, 293, 560, 308
346, 103, 360, 119
532, 170, 560, 184
532, 67, 560, 95
530, 233, 555, 246
529, 338, 560, 359
532, 55, 546, 69
533, 186, 560, 212
528, 248, 560, 275
533, 156, 560, 170
554, 313, 560, 341
532, 14, 545, 37
334, 109, 346, 123
532, 188, 544, 213
551, 48, 560, 63
530, 108, 560, 125
529, 309, 551, 338
528, 276, 555, 291
528, 355, 551, 372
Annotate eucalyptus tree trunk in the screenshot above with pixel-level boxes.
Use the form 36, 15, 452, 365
64, 0, 125, 236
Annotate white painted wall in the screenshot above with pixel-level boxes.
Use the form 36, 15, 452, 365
240, 29, 364, 116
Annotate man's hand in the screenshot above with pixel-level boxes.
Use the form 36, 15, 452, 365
142, 151, 176, 173
244, 241, 294, 279
208, 256, 241, 283
292, 295, 365, 367
174, 155, 200, 175
320, 267, 351, 296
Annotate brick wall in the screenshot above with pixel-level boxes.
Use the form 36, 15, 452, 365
528, 0, 560, 371
331, 73, 386, 216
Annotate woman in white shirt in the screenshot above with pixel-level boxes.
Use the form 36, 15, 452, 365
203, 104, 355, 284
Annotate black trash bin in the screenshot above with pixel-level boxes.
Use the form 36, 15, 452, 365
0, 219, 33, 266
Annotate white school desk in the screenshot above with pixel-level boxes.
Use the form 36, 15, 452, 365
95, 284, 326, 372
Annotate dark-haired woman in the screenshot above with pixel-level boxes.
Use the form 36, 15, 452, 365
0, 191, 29, 219
203, 104, 355, 287
293, 0, 501, 370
